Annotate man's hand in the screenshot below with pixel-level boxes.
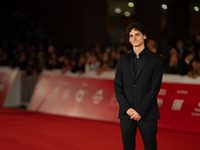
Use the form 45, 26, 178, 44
127, 108, 141, 121
130, 110, 141, 121
126, 108, 135, 116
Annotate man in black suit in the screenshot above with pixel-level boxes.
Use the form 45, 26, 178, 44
114, 22, 163, 150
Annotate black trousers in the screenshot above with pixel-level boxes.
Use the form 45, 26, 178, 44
120, 119, 157, 150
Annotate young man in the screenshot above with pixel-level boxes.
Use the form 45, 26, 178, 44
114, 22, 163, 150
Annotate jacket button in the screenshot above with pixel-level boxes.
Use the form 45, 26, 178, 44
134, 84, 136, 87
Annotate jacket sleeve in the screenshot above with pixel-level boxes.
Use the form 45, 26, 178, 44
114, 58, 131, 114
135, 56, 163, 117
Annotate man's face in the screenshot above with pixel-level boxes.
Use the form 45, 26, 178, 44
129, 29, 146, 48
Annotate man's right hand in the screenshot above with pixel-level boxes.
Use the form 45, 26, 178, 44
126, 108, 135, 116
127, 108, 141, 121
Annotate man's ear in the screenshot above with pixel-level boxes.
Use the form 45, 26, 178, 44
144, 34, 147, 40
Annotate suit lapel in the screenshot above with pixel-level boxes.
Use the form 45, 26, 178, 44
135, 50, 151, 81
127, 52, 136, 79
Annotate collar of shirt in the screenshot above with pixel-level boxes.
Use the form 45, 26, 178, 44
132, 48, 147, 59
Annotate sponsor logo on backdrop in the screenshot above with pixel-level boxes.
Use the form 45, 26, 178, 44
171, 99, 184, 111
75, 89, 87, 103
158, 89, 166, 96
92, 89, 103, 104
48, 86, 61, 103
28, 73, 200, 133
176, 90, 188, 94
157, 98, 163, 107
191, 102, 200, 116
110, 94, 119, 107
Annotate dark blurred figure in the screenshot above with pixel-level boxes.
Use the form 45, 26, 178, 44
176, 40, 185, 59
46, 45, 62, 70
194, 46, 200, 62
146, 38, 158, 53
18, 51, 27, 70
164, 53, 179, 74
109, 50, 118, 69
94, 44, 103, 61
47, 45, 55, 56
37, 19, 47, 42
85, 54, 100, 72
60, 56, 70, 74
187, 60, 200, 78
26, 58, 38, 75
46, 52, 60, 69
26, 20, 38, 45
96, 52, 111, 75
37, 51, 46, 73
169, 47, 178, 55
0, 49, 9, 66
177, 51, 195, 75
71, 55, 86, 74
117, 44, 129, 54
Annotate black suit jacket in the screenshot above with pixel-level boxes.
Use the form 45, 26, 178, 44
114, 49, 163, 120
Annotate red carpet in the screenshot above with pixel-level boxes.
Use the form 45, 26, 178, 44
0, 108, 200, 150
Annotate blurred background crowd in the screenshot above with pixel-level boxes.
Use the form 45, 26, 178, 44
0, 0, 200, 78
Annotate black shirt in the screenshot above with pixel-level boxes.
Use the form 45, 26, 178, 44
132, 48, 147, 75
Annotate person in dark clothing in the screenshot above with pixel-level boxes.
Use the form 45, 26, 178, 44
114, 22, 163, 150
177, 51, 195, 75
164, 53, 179, 74
71, 55, 86, 74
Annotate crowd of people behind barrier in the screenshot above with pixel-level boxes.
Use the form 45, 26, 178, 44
0, 7, 200, 78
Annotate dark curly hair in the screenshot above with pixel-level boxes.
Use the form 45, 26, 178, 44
127, 22, 147, 39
